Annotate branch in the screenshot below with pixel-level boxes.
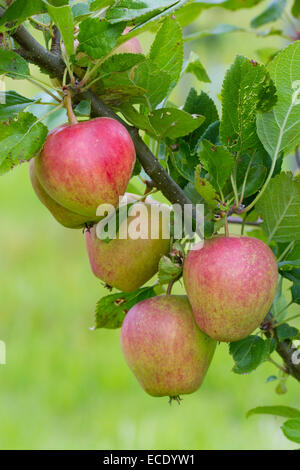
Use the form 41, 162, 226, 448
262, 313, 300, 383
2, 9, 193, 209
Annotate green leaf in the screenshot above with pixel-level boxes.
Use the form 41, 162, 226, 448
291, 282, 300, 304
256, 173, 300, 243
229, 335, 271, 374
251, 0, 286, 28
148, 108, 205, 139
247, 406, 300, 419
220, 55, 276, 154
0, 112, 48, 174
257, 41, 300, 157
149, 16, 183, 90
45, 1, 74, 57
276, 323, 299, 341
185, 51, 210, 83
74, 99, 91, 117
158, 256, 182, 285
281, 418, 300, 443
132, 60, 172, 110
106, 0, 182, 23
90, 0, 115, 11
72, 2, 90, 18
223, 0, 264, 9
170, 140, 198, 183
184, 89, 219, 149
291, 0, 300, 18
78, 18, 125, 60
183, 23, 243, 42
197, 139, 234, 192
194, 165, 220, 208
100, 53, 145, 75
0, 50, 30, 79
0, 0, 45, 31
95, 286, 157, 329
0, 91, 36, 120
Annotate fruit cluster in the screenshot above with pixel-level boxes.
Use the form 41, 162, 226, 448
30, 113, 277, 401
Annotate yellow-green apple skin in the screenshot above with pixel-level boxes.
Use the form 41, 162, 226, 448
85, 195, 171, 292
183, 236, 278, 342
34, 117, 136, 219
121, 295, 217, 397
29, 159, 90, 229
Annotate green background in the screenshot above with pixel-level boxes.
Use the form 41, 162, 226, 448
0, 4, 299, 450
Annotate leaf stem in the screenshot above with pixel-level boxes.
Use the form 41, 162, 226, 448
276, 312, 300, 328
277, 241, 295, 262
267, 357, 288, 374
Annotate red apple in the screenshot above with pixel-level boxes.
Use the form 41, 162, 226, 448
121, 295, 216, 398
34, 117, 136, 219
85, 194, 171, 292
183, 236, 278, 342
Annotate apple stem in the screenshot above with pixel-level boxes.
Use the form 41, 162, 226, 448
166, 280, 175, 295
224, 216, 229, 237
64, 89, 78, 125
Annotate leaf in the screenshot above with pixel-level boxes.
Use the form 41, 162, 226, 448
197, 139, 234, 192
276, 323, 299, 341
148, 108, 205, 139
95, 286, 157, 329
185, 51, 210, 83
74, 99, 91, 117
247, 406, 300, 419
90, 0, 115, 11
0, 91, 36, 120
222, 0, 263, 9
183, 23, 243, 42
184, 89, 219, 149
0, 112, 48, 174
132, 60, 172, 109
100, 53, 145, 75
0, 50, 30, 79
71, 2, 91, 18
291, 282, 300, 304
194, 165, 220, 208
281, 418, 300, 443
0, 0, 45, 31
229, 335, 272, 374
256, 173, 300, 243
78, 18, 125, 60
251, 0, 287, 28
106, 0, 182, 23
220, 55, 277, 154
291, 0, 300, 18
45, 1, 75, 57
170, 140, 199, 183
257, 41, 300, 157
158, 256, 182, 285
149, 16, 183, 90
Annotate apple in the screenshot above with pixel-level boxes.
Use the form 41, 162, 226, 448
85, 194, 171, 292
121, 295, 216, 398
114, 27, 142, 55
183, 236, 278, 342
34, 117, 136, 219
29, 159, 90, 229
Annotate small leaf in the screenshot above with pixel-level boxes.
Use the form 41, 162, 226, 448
251, 0, 287, 29
257, 41, 300, 157
149, 16, 183, 90
247, 406, 300, 419
194, 166, 220, 209
281, 418, 300, 443
266, 375, 278, 382
45, 1, 74, 57
170, 140, 198, 183
78, 18, 125, 60
132, 60, 172, 110
158, 256, 182, 285
0, 112, 48, 174
291, 282, 300, 304
276, 323, 299, 341
291, 0, 300, 18
220, 55, 276, 154
0, 50, 30, 79
0, 91, 36, 120
256, 173, 300, 243
0, 0, 45, 31
95, 286, 157, 329
74, 100, 91, 117
106, 0, 181, 23
197, 139, 234, 192
148, 108, 205, 139
229, 335, 271, 374
185, 51, 210, 83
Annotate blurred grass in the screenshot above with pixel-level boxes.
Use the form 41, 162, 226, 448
0, 4, 299, 450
